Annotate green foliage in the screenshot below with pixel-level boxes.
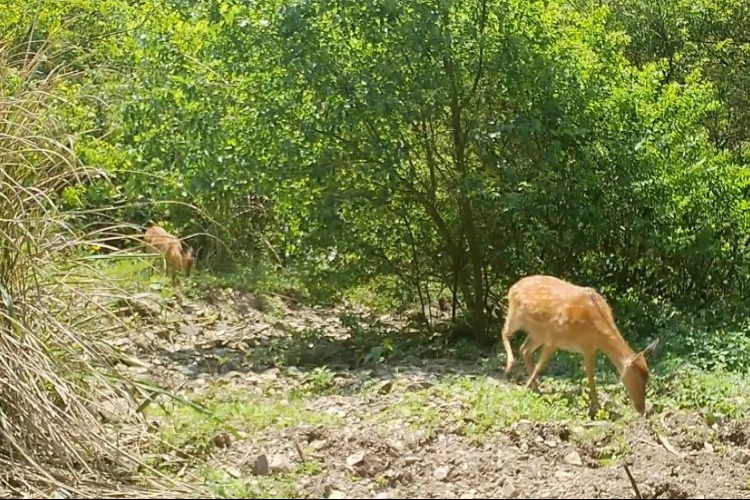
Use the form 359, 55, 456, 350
605, 0, 750, 163
7, 0, 750, 351
659, 321, 750, 374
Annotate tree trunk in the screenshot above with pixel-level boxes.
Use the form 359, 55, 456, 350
441, 8, 490, 344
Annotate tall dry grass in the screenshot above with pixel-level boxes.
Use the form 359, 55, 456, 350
0, 30, 202, 500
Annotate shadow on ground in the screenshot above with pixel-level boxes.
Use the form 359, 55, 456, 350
114, 284, 641, 400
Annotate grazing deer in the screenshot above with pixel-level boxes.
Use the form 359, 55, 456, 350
500, 275, 658, 417
143, 225, 194, 283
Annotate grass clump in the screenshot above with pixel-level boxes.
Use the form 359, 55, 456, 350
0, 33, 192, 498
375, 375, 586, 439
197, 468, 300, 498
146, 385, 345, 455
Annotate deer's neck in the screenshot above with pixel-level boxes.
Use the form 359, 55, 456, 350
600, 335, 637, 376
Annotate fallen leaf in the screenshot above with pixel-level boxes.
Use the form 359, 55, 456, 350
377, 380, 394, 394
225, 466, 242, 479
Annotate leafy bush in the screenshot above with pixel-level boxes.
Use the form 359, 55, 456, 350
9, 0, 750, 351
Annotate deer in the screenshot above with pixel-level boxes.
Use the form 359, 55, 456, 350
500, 274, 659, 418
142, 225, 194, 283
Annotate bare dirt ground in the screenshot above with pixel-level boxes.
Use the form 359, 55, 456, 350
105, 285, 750, 499
231, 412, 750, 499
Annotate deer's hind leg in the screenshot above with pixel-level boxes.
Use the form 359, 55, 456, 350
520, 335, 543, 391
501, 306, 523, 374
524, 344, 557, 392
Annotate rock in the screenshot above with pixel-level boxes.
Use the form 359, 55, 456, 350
253, 454, 270, 476
703, 442, 714, 453
545, 439, 558, 448
731, 450, 750, 465
311, 439, 327, 451
163, 311, 181, 323
346, 451, 366, 467
219, 362, 240, 374
492, 477, 506, 488
563, 451, 583, 466
92, 397, 130, 424
211, 431, 232, 448
433, 465, 451, 481
500, 481, 519, 498
516, 454, 530, 461
404, 455, 419, 465
387, 439, 405, 452
325, 407, 348, 418
375, 492, 391, 499
519, 442, 528, 452
270, 454, 292, 472
327, 490, 347, 499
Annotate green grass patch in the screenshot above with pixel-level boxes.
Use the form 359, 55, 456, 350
372, 361, 750, 441
650, 364, 750, 419
375, 375, 593, 439
56, 252, 189, 298
193, 461, 324, 499
291, 367, 340, 397
194, 263, 309, 301
146, 385, 345, 457
569, 422, 630, 466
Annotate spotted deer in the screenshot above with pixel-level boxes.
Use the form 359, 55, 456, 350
500, 275, 658, 417
143, 225, 194, 283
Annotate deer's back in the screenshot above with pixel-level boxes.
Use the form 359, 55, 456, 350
144, 226, 182, 255
508, 275, 618, 353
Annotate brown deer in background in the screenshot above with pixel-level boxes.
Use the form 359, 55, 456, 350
143, 225, 194, 283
